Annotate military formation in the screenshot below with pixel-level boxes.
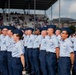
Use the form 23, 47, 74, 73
0, 25, 76, 75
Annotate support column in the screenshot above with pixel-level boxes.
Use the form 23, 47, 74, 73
23, 9, 25, 26
28, 4, 30, 14
44, 10, 46, 17
51, 6, 52, 24
2, 9, 5, 25
8, 0, 10, 24
34, 0, 36, 30
2, 9, 5, 23
59, 0, 61, 27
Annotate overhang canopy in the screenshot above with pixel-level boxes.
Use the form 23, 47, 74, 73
0, 0, 58, 10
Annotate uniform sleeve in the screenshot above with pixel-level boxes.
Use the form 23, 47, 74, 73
0, 36, 1, 47
5, 37, 9, 48
23, 37, 25, 46
18, 43, 24, 55
31, 35, 35, 45
38, 36, 42, 45
74, 38, 76, 50
68, 40, 74, 53
23, 35, 27, 46
53, 37, 59, 48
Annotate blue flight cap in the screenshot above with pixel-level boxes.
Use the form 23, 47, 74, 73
13, 29, 23, 37
24, 28, 27, 31
0, 26, 3, 30
20, 28, 25, 31
8, 26, 16, 31
27, 28, 34, 32
61, 27, 72, 35
55, 28, 61, 31
36, 27, 41, 31
47, 25, 56, 30
41, 27, 47, 31
2, 26, 9, 30
24, 28, 28, 31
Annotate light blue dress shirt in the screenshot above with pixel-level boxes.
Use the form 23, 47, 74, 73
0, 34, 8, 51
12, 40, 24, 57
27, 35, 35, 48
74, 37, 76, 51
56, 35, 61, 48
40, 35, 50, 50
6, 36, 15, 52
46, 35, 59, 53
56, 35, 61, 41
33, 35, 42, 48
23, 35, 29, 47
59, 38, 74, 57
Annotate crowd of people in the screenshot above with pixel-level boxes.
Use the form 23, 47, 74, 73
0, 24, 76, 75
4, 14, 50, 28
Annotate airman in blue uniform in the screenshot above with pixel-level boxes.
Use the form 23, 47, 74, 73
55, 28, 61, 43
46, 25, 59, 75
55, 27, 61, 73
0, 26, 3, 74
23, 28, 30, 73
69, 33, 76, 75
0, 26, 9, 75
27, 28, 35, 75
58, 27, 74, 75
73, 36, 76, 74
39, 27, 48, 75
32, 27, 41, 75
6, 26, 16, 75
11, 29, 25, 75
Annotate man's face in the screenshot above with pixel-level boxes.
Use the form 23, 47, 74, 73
41, 30, 47, 37
35, 29, 40, 35
47, 28, 54, 36
2, 28, 8, 36
12, 34, 19, 41
24, 30, 28, 35
27, 30, 32, 35
55, 30, 61, 36
7, 30, 13, 37
61, 31, 68, 40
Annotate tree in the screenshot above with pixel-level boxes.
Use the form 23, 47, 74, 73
69, 25, 76, 33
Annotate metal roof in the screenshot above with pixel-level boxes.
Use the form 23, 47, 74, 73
0, 0, 58, 10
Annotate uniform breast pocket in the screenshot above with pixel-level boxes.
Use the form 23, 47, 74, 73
63, 44, 67, 50
36, 40, 39, 43
43, 41, 47, 46
49, 42, 53, 47
30, 39, 32, 43
3, 41, 6, 44
14, 47, 19, 54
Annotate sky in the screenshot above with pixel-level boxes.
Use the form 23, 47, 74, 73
46, 0, 76, 20
0, 0, 76, 20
